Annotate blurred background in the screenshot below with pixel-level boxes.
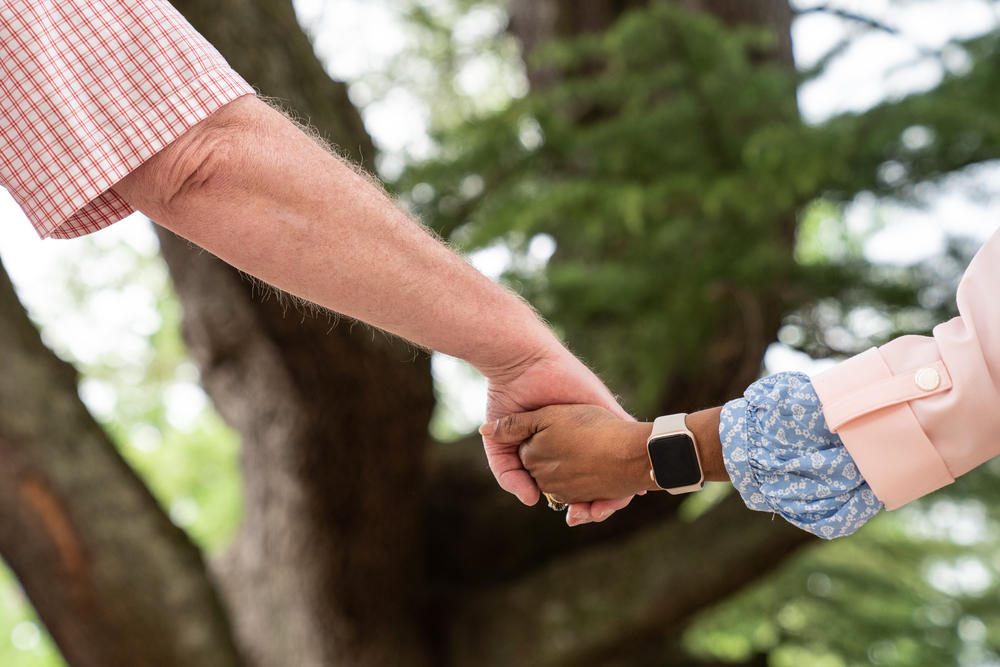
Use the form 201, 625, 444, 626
2, 0, 1000, 665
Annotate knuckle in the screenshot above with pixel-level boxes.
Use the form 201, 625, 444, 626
496, 414, 518, 437
518, 445, 531, 467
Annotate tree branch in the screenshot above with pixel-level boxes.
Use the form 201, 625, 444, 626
794, 5, 900, 36
0, 261, 242, 667
423, 434, 688, 589
445, 493, 814, 666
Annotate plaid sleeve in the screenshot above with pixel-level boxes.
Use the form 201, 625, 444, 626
0, 0, 255, 239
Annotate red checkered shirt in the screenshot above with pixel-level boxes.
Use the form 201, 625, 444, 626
0, 0, 254, 239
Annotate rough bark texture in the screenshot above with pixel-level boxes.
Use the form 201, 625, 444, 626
0, 262, 242, 667
163, 1, 434, 665
172, 0, 374, 164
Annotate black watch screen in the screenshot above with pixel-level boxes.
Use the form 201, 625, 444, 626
648, 434, 701, 488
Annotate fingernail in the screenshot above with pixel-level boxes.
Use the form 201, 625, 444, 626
597, 511, 610, 520
479, 421, 495, 436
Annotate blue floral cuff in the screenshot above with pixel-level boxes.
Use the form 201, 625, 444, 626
720, 372, 883, 539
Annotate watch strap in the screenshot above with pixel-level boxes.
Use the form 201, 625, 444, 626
650, 413, 689, 439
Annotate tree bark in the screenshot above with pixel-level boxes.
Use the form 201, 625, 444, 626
0, 261, 242, 667
157, 230, 435, 667
163, 1, 435, 665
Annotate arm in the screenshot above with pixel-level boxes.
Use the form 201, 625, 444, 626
113, 96, 554, 374
110, 95, 631, 519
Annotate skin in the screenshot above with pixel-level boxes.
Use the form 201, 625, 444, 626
482, 405, 727, 503
110, 95, 629, 524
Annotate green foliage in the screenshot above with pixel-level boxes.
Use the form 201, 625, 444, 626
409, 4, 801, 411
405, 3, 1000, 413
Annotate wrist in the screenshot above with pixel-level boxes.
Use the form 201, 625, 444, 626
626, 422, 660, 494
636, 408, 727, 494
470, 308, 561, 381
686, 407, 727, 482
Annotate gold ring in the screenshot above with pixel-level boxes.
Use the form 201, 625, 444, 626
543, 492, 567, 512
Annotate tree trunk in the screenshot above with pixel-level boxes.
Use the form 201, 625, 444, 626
0, 261, 242, 667
164, 1, 435, 665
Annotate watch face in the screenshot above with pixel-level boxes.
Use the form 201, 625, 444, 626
648, 434, 702, 488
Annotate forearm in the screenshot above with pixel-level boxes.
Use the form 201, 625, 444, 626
112, 96, 556, 373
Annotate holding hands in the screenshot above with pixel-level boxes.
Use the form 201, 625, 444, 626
482, 405, 658, 504
482, 402, 727, 516
478, 344, 638, 525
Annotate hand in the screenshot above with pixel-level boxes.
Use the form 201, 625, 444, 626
479, 344, 635, 525
487, 405, 656, 503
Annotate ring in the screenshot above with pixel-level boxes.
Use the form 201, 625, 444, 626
543, 492, 567, 512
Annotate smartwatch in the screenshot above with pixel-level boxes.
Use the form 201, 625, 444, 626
646, 413, 704, 494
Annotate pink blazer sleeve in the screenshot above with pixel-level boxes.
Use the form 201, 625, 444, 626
812, 228, 1000, 510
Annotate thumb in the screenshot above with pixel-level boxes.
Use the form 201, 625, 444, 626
479, 410, 542, 443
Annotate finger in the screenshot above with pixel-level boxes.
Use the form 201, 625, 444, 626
479, 411, 542, 444
589, 496, 633, 521
566, 502, 594, 526
483, 437, 540, 505
499, 469, 541, 506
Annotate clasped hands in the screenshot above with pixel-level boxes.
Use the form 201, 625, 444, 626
480, 405, 660, 512
477, 339, 724, 526
478, 342, 725, 526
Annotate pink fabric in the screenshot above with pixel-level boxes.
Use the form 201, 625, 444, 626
0, 0, 254, 239
813, 228, 1000, 510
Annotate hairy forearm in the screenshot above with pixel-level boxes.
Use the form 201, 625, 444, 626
113, 96, 556, 374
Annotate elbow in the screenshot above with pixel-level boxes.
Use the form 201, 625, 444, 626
112, 96, 258, 224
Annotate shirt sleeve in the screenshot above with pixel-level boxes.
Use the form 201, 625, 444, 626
0, 0, 255, 239
811, 228, 1000, 510
721, 372, 883, 539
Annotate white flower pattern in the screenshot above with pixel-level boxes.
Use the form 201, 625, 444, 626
720, 372, 884, 539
